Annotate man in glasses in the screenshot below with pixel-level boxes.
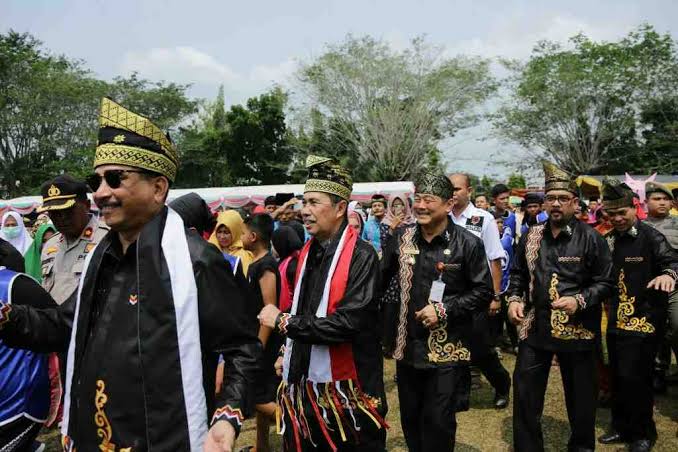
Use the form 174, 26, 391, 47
508, 161, 614, 452
597, 179, 677, 452
258, 155, 388, 451
37, 175, 109, 306
0, 98, 259, 452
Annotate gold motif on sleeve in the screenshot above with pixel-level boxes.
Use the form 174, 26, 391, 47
616, 269, 655, 333
95, 380, 131, 452
549, 274, 595, 340
427, 323, 470, 363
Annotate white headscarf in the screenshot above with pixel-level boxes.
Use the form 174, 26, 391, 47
1, 211, 33, 255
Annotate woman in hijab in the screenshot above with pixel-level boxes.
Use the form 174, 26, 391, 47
380, 193, 415, 243
0, 211, 33, 255
271, 225, 303, 313
209, 210, 254, 275
23, 223, 57, 282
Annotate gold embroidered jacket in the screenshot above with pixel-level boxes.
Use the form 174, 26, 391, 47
381, 219, 493, 368
508, 218, 614, 351
606, 221, 678, 337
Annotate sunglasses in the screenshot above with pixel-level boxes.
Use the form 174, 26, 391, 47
86, 169, 147, 192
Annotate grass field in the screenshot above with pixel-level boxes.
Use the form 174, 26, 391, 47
39, 354, 678, 451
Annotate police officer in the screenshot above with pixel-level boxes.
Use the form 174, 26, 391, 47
38, 174, 108, 305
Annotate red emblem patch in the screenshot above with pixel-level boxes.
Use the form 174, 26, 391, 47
129, 294, 138, 306
83, 227, 93, 239
471, 216, 480, 225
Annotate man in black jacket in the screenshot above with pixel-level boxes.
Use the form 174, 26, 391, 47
597, 179, 678, 452
0, 98, 259, 452
381, 173, 493, 452
258, 155, 387, 452
508, 162, 614, 452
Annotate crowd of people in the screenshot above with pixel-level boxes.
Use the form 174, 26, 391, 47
0, 97, 676, 452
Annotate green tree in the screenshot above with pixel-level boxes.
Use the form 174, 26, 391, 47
298, 35, 496, 181
177, 87, 291, 187
507, 173, 527, 189
493, 24, 678, 175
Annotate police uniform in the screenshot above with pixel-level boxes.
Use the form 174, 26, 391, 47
37, 176, 109, 305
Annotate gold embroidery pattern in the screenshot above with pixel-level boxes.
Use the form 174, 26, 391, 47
95, 380, 131, 452
518, 307, 535, 341
427, 324, 470, 363
605, 234, 615, 253
616, 269, 655, 333
304, 179, 352, 201
99, 97, 177, 161
393, 227, 416, 360
525, 225, 545, 302
549, 274, 595, 340
94, 143, 177, 182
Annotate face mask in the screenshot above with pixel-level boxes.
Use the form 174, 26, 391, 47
3, 226, 21, 239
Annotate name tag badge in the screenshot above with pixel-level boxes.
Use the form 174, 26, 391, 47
429, 280, 446, 303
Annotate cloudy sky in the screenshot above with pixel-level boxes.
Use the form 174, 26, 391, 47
3, 0, 677, 180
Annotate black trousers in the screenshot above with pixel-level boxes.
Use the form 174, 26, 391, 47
470, 312, 512, 395
608, 333, 658, 442
396, 362, 469, 452
0, 416, 42, 452
513, 342, 597, 452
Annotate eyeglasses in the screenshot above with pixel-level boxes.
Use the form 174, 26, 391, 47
544, 195, 574, 204
86, 170, 147, 192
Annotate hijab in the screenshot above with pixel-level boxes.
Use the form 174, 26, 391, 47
382, 193, 415, 228
208, 210, 254, 274
272, 225, 303, 261
24, 222, 57, 282
0, 211, 33, 255
168, 193, 217, 236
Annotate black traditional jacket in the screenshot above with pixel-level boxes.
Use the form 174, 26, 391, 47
283, 223, 386, 411
508, 218, 614, 352
605, 221, 678, 337
381, 219, 493, 368
0, 207, 260, 451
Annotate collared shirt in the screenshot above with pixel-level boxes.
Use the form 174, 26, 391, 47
40, 215, 109, 305
644, 215, 678, 250
451, 203, 504, 263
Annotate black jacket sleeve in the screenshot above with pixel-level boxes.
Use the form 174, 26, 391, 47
508, 233, 529, 303
578, 232, 614, 310
193, 241, 261, 434
285, 243, 380, 345
0, 275, 73, 353
649, 227, 678, 279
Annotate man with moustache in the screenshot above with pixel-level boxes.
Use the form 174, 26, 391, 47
597, 179, 678, 452
38, 175, 109, 306
448, 173, 511, 409
508, 162, 614, 452
258, 155, 387, 451
382, 173, 493, 451
0, 98, 259, 452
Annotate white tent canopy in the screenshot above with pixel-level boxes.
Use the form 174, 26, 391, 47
1, 181, 414, 214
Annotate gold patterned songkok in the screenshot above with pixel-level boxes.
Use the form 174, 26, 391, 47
304, 155, 353, 201
94, 97, 179, 181
543, 161, 578, 195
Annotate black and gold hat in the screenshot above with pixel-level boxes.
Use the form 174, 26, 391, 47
602, 178, 635, 210
645, 181, 674, 200
543, 161, 578, 195
414, 172, 455, 200
94, 97, 179, 181
304, 155, 353, 200
37, 174, 89, 213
